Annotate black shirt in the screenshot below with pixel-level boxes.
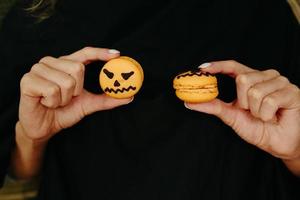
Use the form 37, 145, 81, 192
0, 0, 300, 199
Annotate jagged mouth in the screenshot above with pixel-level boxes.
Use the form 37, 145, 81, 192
104, 86, 136, 94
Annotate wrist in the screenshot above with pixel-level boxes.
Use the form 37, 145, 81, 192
15, 121, 49, 148
11, 122, 48, 180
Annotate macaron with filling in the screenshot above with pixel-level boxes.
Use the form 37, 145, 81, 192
173, 70, 218, 103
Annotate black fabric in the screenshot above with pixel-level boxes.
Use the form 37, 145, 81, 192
0, 0, 300, 199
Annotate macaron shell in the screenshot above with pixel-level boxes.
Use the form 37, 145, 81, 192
99, 57, 144, 99
175, 89, 218, 103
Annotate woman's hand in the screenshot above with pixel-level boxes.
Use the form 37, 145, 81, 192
13, 47, 132, 179
18, 47, 132, 143
185, 60, 300, 175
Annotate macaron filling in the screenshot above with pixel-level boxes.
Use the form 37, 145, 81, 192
176, 84, 218, 93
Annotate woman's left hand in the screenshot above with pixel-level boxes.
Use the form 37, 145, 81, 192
185, 60, 300, 175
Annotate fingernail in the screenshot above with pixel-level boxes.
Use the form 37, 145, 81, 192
128, 97, 134, 103
108, 49, 120, 54
198, 63, 211, 69
184, 102, 192, 110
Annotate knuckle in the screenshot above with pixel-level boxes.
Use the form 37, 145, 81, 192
41, 97, 57, 108
261, 113, 273, 122
227, 60, 238, 65
288, 84, 299, 92
30, 63, 42, 72
288, 84, 300, 101
82, 46, 93, 53
47, 85, 60, 97
248, 87, 262, 100
20, 73, 31, 90
265, 69, 280, 76
45, 101, 57, 109
236, 74, 248, 85
62, 78, 76, 90
295, 87, 300, 99
39, 56, 53, 63
72, 62, 85, 74
59, 55, 67, 60
263, 96, 276, 107
277, 76, 289, 84
82, 46, 93, 51
226, 60, 239, 69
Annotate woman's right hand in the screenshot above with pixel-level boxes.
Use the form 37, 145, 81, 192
18, 47, 132, 142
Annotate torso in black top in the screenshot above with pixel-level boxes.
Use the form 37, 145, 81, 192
0, 0, 300, 199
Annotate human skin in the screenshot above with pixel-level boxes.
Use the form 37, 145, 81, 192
11, 47, 133, 179
186, 60, 300, 176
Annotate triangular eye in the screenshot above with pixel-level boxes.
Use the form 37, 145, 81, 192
121, 71, 134, 80
103, 69, 114, 79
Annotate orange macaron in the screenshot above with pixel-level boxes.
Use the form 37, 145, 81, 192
173, 70, 218, 103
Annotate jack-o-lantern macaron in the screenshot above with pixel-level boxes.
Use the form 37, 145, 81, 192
99, 56, 144, 99
173, 70, 218, 103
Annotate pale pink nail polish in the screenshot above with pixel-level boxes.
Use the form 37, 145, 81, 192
198, 63, 211, 69
108, 49, 120, 54
184, 102, 192, 110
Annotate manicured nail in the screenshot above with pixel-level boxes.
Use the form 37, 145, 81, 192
108, 49, 120, 54
184, 102, 192, 110
128, 97, 134, 103
198, 63, 211, 69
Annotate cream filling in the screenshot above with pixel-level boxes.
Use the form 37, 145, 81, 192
178, 88, 218, 94
175, 84, 217, 90
175, 84, 218, 94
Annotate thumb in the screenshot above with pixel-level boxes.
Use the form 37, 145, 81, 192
185, 99, 265, 145
79, 91, 133, 116
185, 99, 239, 127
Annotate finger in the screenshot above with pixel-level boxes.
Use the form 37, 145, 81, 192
235, 69, 280, 109
60, 47, 120, 65
259, 85, 300, 122
199, 60, 254, 78
31, 63, 76, 106
20, 73, 61, 108
248, 76, 289, 118
39, 56, 84, 96
79, 91, 133, 116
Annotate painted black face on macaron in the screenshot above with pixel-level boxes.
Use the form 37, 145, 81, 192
102, 68, 136, 93
99, 56, 144, 98
176, 70, 213, 79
